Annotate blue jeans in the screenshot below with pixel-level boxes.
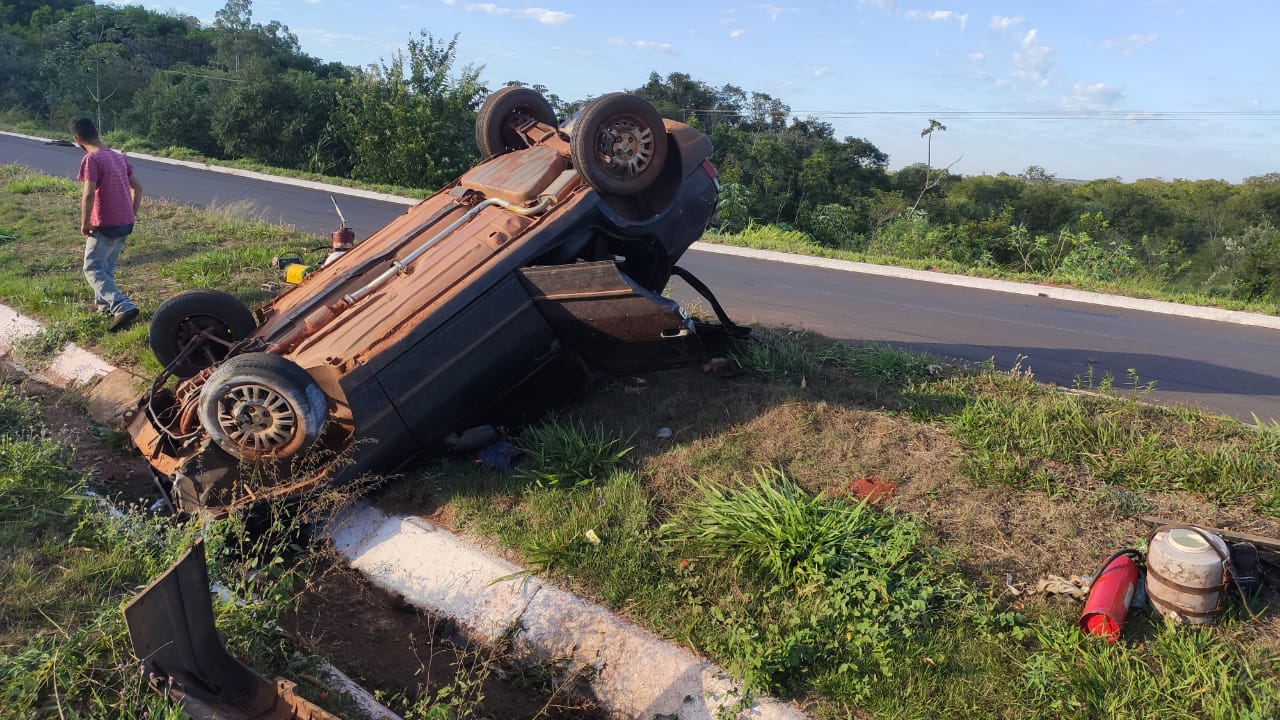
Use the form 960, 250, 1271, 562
83, 230, 136, 315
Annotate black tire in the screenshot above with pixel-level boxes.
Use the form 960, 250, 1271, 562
150, 290, 256, 379
197, 353, 327, 462
570, 93, 669, 195
476, 86, 558, 158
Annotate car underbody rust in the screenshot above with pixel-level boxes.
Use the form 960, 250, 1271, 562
126, 87, 734, 516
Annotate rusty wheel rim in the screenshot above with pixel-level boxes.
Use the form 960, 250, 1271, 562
594, 116, 656, 180
215, 382, 299, 455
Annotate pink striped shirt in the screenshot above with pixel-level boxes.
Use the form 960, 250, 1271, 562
78, 149, 135, 227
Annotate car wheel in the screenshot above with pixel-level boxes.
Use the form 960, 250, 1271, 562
197, 353, 327, 462
476, 86, 558, 159
150, 290, 256, 379
570, 93, 669, 195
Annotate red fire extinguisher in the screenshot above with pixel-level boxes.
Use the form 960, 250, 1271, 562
1079, 548, 1142, 642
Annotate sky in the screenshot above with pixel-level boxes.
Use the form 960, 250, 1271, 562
134, 0, 1278, 182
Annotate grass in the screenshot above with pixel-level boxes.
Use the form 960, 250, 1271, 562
3, 161, 1278, 718
703, 227, 1280, 317
929, 364, 1280, 514
515, 416, 634, 488
0, 378, 240, 717
0, 164, 328, 374
408, 344, 1280, 717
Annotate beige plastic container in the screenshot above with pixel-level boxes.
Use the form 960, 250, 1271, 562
1146, 526, 1229, 624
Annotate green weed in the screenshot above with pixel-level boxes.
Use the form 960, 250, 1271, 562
5, 175, 76, 195
732, 327, 817, 381
516, 417, 633, 488
660, 467, 952, 696
828, 342, 937, 388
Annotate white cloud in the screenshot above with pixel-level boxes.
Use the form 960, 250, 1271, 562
441, 0, 456, 4
1012, 28, 1052, 85
467, 3, 510, 15
904, 10, 969, 31
860, 0, 895, 11
759, 3, 796, 22
729, 28, 747, 38
295, 27, 378, 46
1102, 33, 1157, 53
989, 15, 1023, 32
807, 65, 831, 77
1066, 81, 1126, 110
519, 7, 571, 24
967, 51, 986, 61
462, 3, 571, 23
608, 37, 673, 52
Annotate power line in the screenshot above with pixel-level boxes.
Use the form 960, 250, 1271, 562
683, 108, 1277, 121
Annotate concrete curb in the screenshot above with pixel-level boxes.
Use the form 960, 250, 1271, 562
328, 503, 808, 720
1, 130, 418, 206
7, 129, 1278, 329
0, 302, 402, 720
690, 242, 1280, 331
0, 299, 809, 720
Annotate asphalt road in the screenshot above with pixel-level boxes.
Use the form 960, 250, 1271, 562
5, 133, 1278, 423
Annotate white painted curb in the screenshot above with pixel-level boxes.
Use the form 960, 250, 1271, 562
8, 129, 1278, 329
0, 304, 114, 386
0, 297, 809, 720
328, 503, 809, 720
1, 130, 417, 206
690, 243, 1280, 331
0, 301, 400, 720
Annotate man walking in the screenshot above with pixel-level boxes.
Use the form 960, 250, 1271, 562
72, 116, 142, 332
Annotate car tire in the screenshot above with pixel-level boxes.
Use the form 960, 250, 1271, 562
197, 353, 327, 463
476, 86, 558, 159
150, 290, 256, 378
570, 93, 669, 195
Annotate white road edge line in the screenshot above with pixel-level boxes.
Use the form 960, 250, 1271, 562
7, 129, 1277, 330
689, 243, 1280, 330
1, 130, 418, 206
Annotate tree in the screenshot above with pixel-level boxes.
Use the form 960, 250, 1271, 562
911, 119, 957, 211
132, 64, 223, 155
1019, 165, 1055, 184
921, 118, 946, 169
212, 0, 252, 70
326, 32, 485, 188
37, 5, 147, 130
0, 31, 41, 109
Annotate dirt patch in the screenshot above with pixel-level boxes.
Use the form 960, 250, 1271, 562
553, 362, 1280, 655
3, 363, 606, 719
282, 562, 605, 720
0, 363, 157, 506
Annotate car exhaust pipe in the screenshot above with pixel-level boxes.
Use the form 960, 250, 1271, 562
342, 195, 554, 306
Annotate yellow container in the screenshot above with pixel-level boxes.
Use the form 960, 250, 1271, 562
283, 263, 312, 284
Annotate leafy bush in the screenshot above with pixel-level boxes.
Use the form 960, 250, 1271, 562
867, 210, 934, 259
804, 203, 867, 250
1233, 223, 1280, 301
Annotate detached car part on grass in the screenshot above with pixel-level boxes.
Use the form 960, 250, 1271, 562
124, 541, 339, 720
127, 88, 740, 514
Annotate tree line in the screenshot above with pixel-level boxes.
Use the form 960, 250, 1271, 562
2, 0, 1276, 303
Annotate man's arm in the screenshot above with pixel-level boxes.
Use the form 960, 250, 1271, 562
80, 179, 97, 236
129, 173, 143, 215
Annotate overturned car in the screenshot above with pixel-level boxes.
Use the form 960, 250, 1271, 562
126, 88, 741, 514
